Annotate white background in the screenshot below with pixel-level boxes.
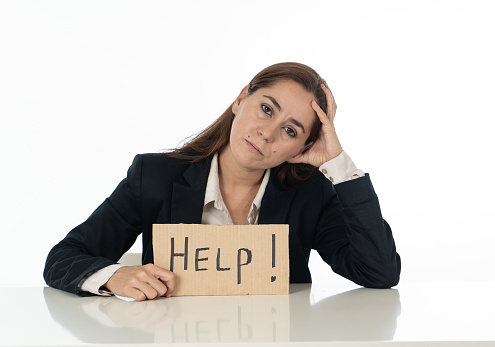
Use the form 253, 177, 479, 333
1, 0, 494, 287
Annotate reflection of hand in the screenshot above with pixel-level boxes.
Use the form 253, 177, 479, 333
104, 264, 175, 301
101, 297, 175, 333
288, 84, 343, 168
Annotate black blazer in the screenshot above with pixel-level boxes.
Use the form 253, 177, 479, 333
44, 154, 401, 295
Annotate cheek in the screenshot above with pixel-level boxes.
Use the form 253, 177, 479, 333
232, 112, 258, 137
272, 141, 304, 158
230, 116, 243, 139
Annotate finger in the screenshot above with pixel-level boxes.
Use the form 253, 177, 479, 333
320, 83, 335, 102
312, 100, 333, 127
147, 264, 176, 297
132, 279, 160, 300
158, 272, 175, 297
320, 84, 337, 120
120, 266, 162, 300
125, 287, 148, 302
146, 275, 169, 297
140, 264, 173, 297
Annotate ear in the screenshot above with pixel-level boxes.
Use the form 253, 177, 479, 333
232, 85, 250, 115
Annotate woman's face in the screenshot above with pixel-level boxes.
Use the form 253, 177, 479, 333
228, 80, 316, 171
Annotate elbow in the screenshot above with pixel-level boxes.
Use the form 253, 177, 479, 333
360, 272, 400, 289
43, 244, 73, 290
358, 254, 401, 289
365, 273, 400, 289
373, 255, 401, 289
43, 246, 60, 287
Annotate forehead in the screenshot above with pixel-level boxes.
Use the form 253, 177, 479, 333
252, 80, 316, 122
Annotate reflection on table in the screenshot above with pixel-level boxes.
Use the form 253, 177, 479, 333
40, 283, 401, 344
4, 282, 495, 346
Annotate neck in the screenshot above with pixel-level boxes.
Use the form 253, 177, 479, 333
218, 145, 265, 189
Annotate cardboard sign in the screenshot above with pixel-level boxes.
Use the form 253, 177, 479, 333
152, 224, 289, 296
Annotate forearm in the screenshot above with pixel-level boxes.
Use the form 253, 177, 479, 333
44, 156, 145, 295
314, 166, 400, 289
43, 240, 119, 295
43, 199, 141, 294
330, 175, 400, 288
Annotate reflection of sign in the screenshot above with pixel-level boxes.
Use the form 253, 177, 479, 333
153, 294, 290, 343
153, 224, 289, 296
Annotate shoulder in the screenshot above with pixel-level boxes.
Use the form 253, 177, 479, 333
132, 152, 190, 169
129, 153, 212, 184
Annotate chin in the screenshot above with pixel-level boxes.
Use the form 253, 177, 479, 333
233, 155, 267, 171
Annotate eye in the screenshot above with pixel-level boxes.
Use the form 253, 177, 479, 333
261, 104, 272, 116
284, 127, 296, 138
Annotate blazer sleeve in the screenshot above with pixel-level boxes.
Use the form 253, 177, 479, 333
314, 174, 401, 288
43, 155, 145, 295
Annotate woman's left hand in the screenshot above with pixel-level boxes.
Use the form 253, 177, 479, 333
287, 84, 343, 168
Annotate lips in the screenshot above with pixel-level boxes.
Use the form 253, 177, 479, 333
246, 140, 264, 156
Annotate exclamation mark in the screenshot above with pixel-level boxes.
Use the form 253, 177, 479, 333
271, 233, 276, 282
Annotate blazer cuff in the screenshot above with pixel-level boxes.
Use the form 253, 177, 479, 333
333, 173, 377, 206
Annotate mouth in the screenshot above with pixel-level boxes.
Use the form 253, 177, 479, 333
245, 140, 264, 156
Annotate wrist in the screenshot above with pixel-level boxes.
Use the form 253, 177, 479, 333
315, 149, 342, 168
318, 151, 364, 185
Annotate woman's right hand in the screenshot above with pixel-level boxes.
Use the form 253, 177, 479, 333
104, 264, 175, 301
287, 84, 343, 168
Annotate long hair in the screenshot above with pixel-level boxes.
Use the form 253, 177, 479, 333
167, 62, 328, 188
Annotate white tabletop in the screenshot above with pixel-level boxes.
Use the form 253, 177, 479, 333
1, 282, 495, 346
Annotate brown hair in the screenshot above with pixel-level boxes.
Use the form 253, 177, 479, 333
167, 62, 328, 188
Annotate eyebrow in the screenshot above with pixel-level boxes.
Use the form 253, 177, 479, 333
263, 95, 282, 111
263, 95, 306, 134
289, 117, 305, 134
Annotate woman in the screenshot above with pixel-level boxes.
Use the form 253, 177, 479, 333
44, 62, 401, 301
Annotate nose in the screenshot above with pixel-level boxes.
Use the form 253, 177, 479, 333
258, 124, 277, 142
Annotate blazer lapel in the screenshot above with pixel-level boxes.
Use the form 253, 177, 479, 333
170, 158, 211, 224
169, 158, 296, 225
258, 175, 296, 224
